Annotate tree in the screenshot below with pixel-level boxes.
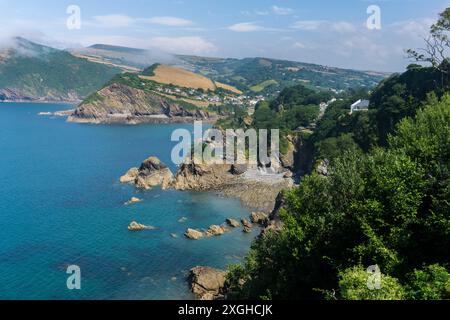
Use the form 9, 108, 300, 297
407, 7, 450, 75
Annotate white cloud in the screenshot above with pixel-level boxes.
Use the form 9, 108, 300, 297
271, 6, 294, 15
146, 16, 194, 27
291, 20, 325, 31
228, 22, 265, 32
292, 20, 356, 33
92, 15, 135, 28
148, 36, 217, 54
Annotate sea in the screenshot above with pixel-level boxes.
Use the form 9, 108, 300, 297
0, 102, 257, 300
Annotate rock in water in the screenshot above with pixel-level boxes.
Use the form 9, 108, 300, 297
225, 218, 240, 228
205, 225, 226, 237
128, 221, 154, 231
124, 197, 142, 205
241, 218, 253, 229
135, 157, 174, 190
120, 157, 173, 190
250, 212, 268, 225
120, 168, 139, 183
243, 226, 252, 233
184, 228, 204, 240
189, 266, 226, 300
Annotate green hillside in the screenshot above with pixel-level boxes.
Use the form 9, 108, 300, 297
0, 38, 120, 101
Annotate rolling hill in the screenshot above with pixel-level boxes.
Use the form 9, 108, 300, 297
0, 38, 121, 102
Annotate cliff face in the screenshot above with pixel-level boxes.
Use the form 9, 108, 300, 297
0, 87, 82, 102
68, 83, 215, 124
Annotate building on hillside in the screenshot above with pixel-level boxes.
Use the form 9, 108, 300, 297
350, 99, 370, 114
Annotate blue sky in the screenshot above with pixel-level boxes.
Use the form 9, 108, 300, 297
1, 0, 448, 71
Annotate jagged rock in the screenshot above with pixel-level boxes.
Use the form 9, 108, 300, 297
189, 266, 226, 300
120, 157, 173, 190
225, 218, 240, 228
205, 225, 226, 237
135, 157, 174, 190
250, 212, 268, 225
184, 228, 204, 240
241, 218, 252, 229
124, 197, 141, 205
243, 226, 252, 233
120, 168, 139, 183
128, 221, 154, 231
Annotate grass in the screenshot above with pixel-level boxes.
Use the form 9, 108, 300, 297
250, 79, 278, 92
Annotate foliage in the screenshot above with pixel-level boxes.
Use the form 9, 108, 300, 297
338, 266, 405, 300
404, 264, 450, 300
227, 95, 450, 300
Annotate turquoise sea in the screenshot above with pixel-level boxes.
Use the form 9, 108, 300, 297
0, 102, 256, 300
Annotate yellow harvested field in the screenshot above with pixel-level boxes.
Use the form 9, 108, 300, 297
140, 64, 216, 90
215, 81, 243, 94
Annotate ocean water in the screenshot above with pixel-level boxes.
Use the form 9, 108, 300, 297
0, 102, 257, 300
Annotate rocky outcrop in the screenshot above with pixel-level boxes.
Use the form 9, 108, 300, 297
184, 228, 204, 240
171, 159, 294, 212
225, 218, 240, 228
128, 221, 154, 231
241, 218, 253, 233
250, 212, 269, 225
120, 168, 139, 183
189, 266, 226, 300
120, 157, 173, 190
205, 225, 227, 237
68, 83, 216, 124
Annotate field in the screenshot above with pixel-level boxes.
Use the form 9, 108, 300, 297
215, 81, 243, 94
140, 64, 217, 90
250, 79, 279, 92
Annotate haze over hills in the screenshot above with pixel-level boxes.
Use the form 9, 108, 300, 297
0, 38, 120, 102
68, 41, 388, 96
0, 38, 388, 102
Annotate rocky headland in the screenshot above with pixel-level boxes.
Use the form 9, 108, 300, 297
68, 83, 216, 125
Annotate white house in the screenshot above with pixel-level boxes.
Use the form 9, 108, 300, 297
350, 99, 370, 114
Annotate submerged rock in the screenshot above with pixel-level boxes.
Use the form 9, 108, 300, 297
225, 218, 240, 228
184, 228, 204, 240
128, 221, 154, 231
124, 197, 142, 205
189, 266, 226, 300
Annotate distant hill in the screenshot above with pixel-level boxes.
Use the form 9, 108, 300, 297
68, 43, 388, 96
69, 43, 182, 72
179, 56, 389, 96
0, 38, 120, 102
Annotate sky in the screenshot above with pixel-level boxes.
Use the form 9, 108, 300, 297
0, 0, 448, 72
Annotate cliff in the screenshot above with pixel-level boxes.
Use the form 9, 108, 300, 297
68, 83, 215, 124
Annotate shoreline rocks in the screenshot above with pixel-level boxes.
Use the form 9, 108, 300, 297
184, 228, 204, 240
205, 225, 227, 237
250, 212, 269, 225
189, 266, 226, 300
225, 218, 240, 228
120, 157, 173, 190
